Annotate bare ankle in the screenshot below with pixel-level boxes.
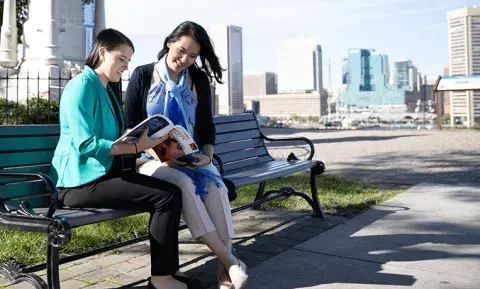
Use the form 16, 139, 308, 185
150, 275, 187, 289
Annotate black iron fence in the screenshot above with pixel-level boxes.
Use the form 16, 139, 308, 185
0, 68, 127, 125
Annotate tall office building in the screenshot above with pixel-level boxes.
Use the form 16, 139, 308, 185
348, 49, 389, 92
341, 58, 348, 84
440, 64, 451, 116
83, 0, 95, 58
277, 38, 323, 93
210, 25, 244, 115
243, 72, 277, 97
394, 58, 418, 91
443, 64, 450, 76
447, 6, 480, 127
340, 48, 410, 109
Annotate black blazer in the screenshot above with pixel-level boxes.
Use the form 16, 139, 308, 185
124, 63, 215, 147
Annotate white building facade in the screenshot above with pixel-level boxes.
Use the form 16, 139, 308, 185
277, 38, 323, 93
447, 6, 480, 127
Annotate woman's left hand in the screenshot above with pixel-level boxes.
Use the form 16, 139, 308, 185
189, 154, 212, 168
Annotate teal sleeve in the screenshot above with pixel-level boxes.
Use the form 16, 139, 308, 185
62, 78, 113, 162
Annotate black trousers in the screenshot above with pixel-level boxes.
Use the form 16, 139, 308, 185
59, 157, 182, 276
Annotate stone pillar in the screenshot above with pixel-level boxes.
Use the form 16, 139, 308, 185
57, 0, 86, 65
0, 0, 18, 68
22, 0, 62, 70
43, 0, 61, 66
94, 0, 106, 38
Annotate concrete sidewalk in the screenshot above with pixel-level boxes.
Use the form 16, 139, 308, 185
247, 183, 480, 289
1, 209, 347, 289
2, 183, 479, 288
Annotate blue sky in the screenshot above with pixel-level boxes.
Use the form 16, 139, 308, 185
104, 0, 478, 88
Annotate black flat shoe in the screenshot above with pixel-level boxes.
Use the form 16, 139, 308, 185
147, 280, 155, 289
172, 274, 205, 289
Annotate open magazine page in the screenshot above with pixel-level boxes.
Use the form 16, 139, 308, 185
150, 126, 199, 162
115, 114, 173, 144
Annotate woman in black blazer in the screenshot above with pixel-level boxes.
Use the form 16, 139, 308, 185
125, 21, 248, 289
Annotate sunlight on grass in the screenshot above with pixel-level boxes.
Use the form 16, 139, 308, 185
0, 174, 406, 266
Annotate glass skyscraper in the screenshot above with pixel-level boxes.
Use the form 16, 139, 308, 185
340, 49, 407, 108
394, 58, 418, 91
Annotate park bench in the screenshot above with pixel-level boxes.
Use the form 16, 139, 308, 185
0, 111, 325, 289
213, 111, 326, 217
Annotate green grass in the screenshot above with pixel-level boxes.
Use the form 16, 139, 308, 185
0, 174, 407, 267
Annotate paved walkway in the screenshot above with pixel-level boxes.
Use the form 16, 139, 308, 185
264, 128, 480, 185
1, 129, 479, 288
1, 210, 346, 289
247, 183, 480, 289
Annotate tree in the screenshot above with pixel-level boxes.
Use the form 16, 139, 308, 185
0, 0, 92, 44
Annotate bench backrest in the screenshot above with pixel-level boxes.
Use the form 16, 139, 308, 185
0, 125, 59, 208
213, 112, 273, 174
0, 112, 272, 208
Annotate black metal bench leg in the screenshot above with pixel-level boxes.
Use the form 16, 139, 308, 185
252, 182, 266, 209
47, 244, 60, 289
46, 220, 71, 289
310, 170, 325, 218
310, 161, 326, 218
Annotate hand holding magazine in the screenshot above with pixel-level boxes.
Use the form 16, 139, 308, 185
115, 114, 199, 162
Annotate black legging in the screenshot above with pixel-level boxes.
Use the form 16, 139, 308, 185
58, 157, 182, 276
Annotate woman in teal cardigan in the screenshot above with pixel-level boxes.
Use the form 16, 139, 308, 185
51, 29, 188, 289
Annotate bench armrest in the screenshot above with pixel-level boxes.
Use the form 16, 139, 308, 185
212, 153, 225, 176
0, 173, 58, 218
260, 132, 315, 160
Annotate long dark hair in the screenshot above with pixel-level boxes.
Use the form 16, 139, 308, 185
157, 21, 224, 84
85, 28, 135, 69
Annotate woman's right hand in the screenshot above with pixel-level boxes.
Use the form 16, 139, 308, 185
136, 127, 165, 152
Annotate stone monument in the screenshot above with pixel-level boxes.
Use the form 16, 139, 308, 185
0, 0, 105, 101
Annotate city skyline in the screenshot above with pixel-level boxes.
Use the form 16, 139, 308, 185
104, 0, 478, 89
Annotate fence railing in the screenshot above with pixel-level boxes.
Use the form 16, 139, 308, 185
0, 68, 128, 125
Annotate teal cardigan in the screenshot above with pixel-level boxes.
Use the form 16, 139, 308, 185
51, 66, 124, 188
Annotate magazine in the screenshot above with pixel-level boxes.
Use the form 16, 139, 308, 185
115, 114, 199, 162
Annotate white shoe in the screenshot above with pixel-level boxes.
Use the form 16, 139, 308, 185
228, 259, 248, 289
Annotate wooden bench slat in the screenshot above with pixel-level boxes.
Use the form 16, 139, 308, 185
217, 147, 269, 164
226, 160, 293, 175
0, 181, 47, 198
0, 125, 60, 136
215, 130, 261, 144
215, 138, 265, 155
0, 151, 55, 168
225, 160, 317, 187
4, 195, 50, 208
213, 113, 255, 124
223, 155, 273, 172
0, 181, 51, 208
0, 164, 52, 184
215, 120, 258, 134
0, 136, 59, 152
34, 208, 140, 228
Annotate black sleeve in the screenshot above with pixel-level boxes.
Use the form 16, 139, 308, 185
124, 67, 145, 129
194, 73, 215, 147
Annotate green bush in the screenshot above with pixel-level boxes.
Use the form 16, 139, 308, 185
0, 97, 59, 124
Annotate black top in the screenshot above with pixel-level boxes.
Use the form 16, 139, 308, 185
124, 63, 215, 147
